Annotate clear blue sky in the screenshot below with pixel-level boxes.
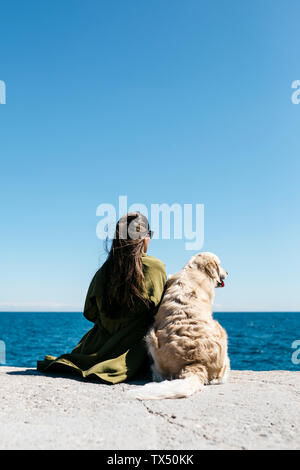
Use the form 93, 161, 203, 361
1, 0, 299, 312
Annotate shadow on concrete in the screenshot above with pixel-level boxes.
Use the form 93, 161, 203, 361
6, 367, 151, 386
6, 368, 90, 383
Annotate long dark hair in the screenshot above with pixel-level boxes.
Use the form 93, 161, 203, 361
102, 212, 151, 317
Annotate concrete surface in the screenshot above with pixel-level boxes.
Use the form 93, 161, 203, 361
0, 367, 299, 450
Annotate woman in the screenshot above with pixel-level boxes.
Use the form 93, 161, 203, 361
37, 212, 167, 384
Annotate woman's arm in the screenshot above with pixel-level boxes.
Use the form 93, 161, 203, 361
83, 268, 104, 322
144, 258, 167, 310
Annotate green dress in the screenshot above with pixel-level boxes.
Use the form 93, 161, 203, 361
37, 253, 167, 384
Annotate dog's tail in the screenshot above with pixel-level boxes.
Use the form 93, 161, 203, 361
127, 375, 204, 400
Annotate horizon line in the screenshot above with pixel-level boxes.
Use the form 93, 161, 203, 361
0, 309, 299, 313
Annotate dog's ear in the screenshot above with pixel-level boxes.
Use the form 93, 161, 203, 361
205, 261, 221, 283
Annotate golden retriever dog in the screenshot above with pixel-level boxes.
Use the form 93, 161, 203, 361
128, 252, 230, 400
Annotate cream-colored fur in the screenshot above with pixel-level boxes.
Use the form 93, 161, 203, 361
128, 252, 230, 400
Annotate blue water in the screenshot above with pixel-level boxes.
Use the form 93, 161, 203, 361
0, 312, 299, 370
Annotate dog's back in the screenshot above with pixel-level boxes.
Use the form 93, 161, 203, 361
128, 253, 230, 399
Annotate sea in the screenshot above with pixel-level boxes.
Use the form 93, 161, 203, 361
0, 312, 299, 371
